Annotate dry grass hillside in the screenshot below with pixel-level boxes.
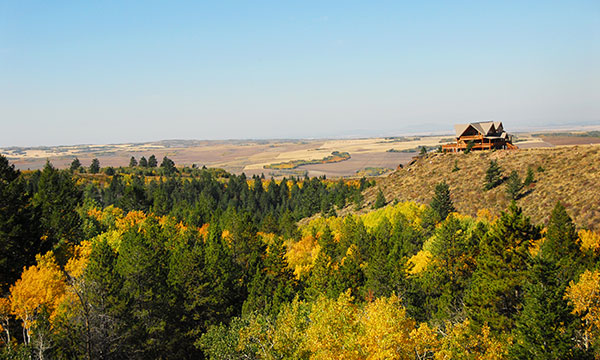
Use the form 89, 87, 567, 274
355, 145, 600, 230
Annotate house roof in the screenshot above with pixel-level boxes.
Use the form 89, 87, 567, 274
455, 121, 504, 137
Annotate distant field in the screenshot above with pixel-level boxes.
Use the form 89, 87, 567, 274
540, 136, 600, 146
3, 130, 593, 177
1, 137, 449, 177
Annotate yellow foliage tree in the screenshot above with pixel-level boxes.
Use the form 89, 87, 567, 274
565, 269, 600, 350
358, 296, 416, 360
286, 235, 319, 279
304, 290, 362, 359
407, 250, 433, 275
410, 323, 439, 359
579, 230, 600, 254
435, 320, 509, 360
9, 252, 67, 345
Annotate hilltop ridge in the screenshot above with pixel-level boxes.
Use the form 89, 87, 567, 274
354, 145, 600, 230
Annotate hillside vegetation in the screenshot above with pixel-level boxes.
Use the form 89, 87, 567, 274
2, 149, 600, 359
358, 145, 600, 230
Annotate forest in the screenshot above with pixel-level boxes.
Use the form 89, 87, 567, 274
1, 154, 600, 359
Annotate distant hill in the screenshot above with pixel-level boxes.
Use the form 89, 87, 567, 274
352, 145, 600, 230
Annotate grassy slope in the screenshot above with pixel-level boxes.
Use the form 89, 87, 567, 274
352, 145, 600, 230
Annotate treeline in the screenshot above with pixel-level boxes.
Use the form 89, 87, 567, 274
1, 154, 600, 359
1, 154, 370, 291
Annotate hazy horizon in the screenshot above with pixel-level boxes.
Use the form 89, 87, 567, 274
1, 1, 599, 147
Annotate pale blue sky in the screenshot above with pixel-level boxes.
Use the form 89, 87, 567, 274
1, 1, 598, 146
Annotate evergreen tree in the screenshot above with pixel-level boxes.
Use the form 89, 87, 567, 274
203, 222, 244, 326
138, 156, 148, 168
484, 160, 502, 190
242, 237, 295, 316
160, 156, 176, 175
421, 215, 478, 323
0, 155, 43, 290
118, 175, 149, 212
89, 158, 100, 174
505, 170, 522, 200
318, 225, 337, 260
541, 202, 582, 284
32, 161, 82, 248
510, 256, 588, 359
115, 219, 175, 359
373, 189, 386, 209
148, 155, 158, 168
430, 181, 455, 222
82, 239, 127, 359
464, 140, 475, 154
523, 167, 535, 186
466, 202, 540, 332
365, 218, 392, 297
129, 156, 138, 167
70, 157, 82, 172
104, 167, 115, 176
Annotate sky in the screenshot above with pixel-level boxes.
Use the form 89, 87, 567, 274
1, 1, 599, 147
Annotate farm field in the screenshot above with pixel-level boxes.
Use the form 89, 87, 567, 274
1, 136, 449, 177
2, 129, 596, 177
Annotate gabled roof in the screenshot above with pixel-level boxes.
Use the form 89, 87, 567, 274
454, 124, 471, 137
454, 121, 503, 137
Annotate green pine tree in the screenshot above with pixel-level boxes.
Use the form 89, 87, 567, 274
523, 167, 535, 186
70, 157, 82, 172
505, 170, 523, 200
33, 161, 82, 248
430, 181, 455, 221
541, 202, 582, 284
148, 155, 158, 168
484, 160, 503, 190
160, 156, 176, 175
373, 188, 386, 209
510, 256, 587, 359
138, 156, 148, 167
89, 158, 100, 174
464, 140, 475, 154
466, 202, 540, 332
0, 155, 43, 291
129, 156, 138, 167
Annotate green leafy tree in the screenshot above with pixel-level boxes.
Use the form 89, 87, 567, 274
505, 170, 522, 200
148, 155, 158, 168
129, 156, 138, 167
484, 160, 502, 190
89, 158, 100, 174
430, 181, 455, 221
420, 146, 428, 156
373, 189, 386, 209
70, 157, 82, 172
